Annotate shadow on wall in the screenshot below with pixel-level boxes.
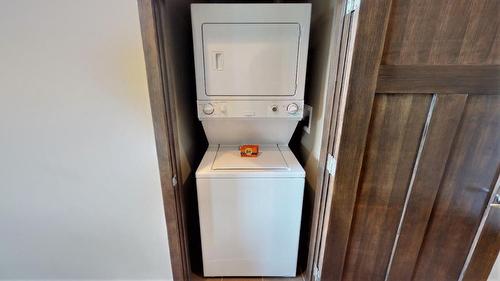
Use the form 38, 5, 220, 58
290, 120, 313, 273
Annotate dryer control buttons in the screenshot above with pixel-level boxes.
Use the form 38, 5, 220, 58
287, 103, 299, 114
203, 103, 215, 115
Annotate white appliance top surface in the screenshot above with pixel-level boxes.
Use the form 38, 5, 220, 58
196, 145, 305, 178
213, 145, 288, 170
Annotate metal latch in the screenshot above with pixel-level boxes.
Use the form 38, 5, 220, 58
326, 154, 337, 176
172, 175, 178, 187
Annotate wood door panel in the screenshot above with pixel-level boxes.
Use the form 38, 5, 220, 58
343, 94, 432, 281
382, 0, 500, 65
385, 94, 467, 281
413, 94, 500, 281
318, 0, 500, 279
463, 206, 500, 281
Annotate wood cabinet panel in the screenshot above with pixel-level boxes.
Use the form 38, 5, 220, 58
382, 0, 500, 65
343, 94, 432, 281
413, 94, 500, 281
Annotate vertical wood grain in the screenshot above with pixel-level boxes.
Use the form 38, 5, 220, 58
385, 94, 467, 281
383, 0, 446, 65
427, 0, 474, 64
412, 94, 500, 281
458, 0, 500, 64
342, 94, 432, 281
382, 0, 500, 65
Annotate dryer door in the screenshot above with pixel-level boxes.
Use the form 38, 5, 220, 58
202, 23, 300, 97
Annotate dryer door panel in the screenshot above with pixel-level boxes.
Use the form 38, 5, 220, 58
202, 23, 300, 96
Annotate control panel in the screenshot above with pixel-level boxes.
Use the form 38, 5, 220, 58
197, 101, 304, 119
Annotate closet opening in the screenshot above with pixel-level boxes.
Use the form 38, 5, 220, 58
138, 0, 350, 280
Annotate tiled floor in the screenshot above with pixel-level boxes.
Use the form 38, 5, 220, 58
191, 272, 305, 281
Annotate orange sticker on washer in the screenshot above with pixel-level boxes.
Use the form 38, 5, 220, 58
240, 145, 259, 157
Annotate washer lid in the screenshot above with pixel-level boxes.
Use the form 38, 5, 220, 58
213, 145, 289, 170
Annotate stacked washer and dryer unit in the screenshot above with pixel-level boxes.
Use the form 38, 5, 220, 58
192, 3, 311, 277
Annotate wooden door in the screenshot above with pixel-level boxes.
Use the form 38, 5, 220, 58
462, 181, 500, 281
319, 0, 500, 280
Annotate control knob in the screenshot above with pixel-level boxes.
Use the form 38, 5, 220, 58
287, 103, 299, 114
203, 103, 214, 115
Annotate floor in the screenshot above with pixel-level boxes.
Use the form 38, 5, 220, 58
191, 272, 305, 281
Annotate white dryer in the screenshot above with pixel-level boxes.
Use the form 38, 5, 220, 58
191, 3, 311, 277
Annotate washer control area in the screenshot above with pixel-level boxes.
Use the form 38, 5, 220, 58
197, 101, 304, 119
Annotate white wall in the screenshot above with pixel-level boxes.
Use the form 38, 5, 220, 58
299, 0, 336, 190
0, 0, 172, 280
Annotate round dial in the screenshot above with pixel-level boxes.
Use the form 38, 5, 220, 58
271, 105, 278, 112
287, 103, 299, 114
203, 103, 214, 115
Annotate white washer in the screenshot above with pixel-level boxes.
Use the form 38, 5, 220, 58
192, 3, 311, 277
196, 145, 305, 277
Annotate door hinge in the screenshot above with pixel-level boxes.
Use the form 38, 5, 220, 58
326, 154, 337, 176
313, 265, 321, 281
346, 0, 360, 14
172, 175, 178, 187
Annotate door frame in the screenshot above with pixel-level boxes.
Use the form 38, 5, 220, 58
137, 0, 389, 280
137, 0, 355, 280
138, 0, 190, 280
